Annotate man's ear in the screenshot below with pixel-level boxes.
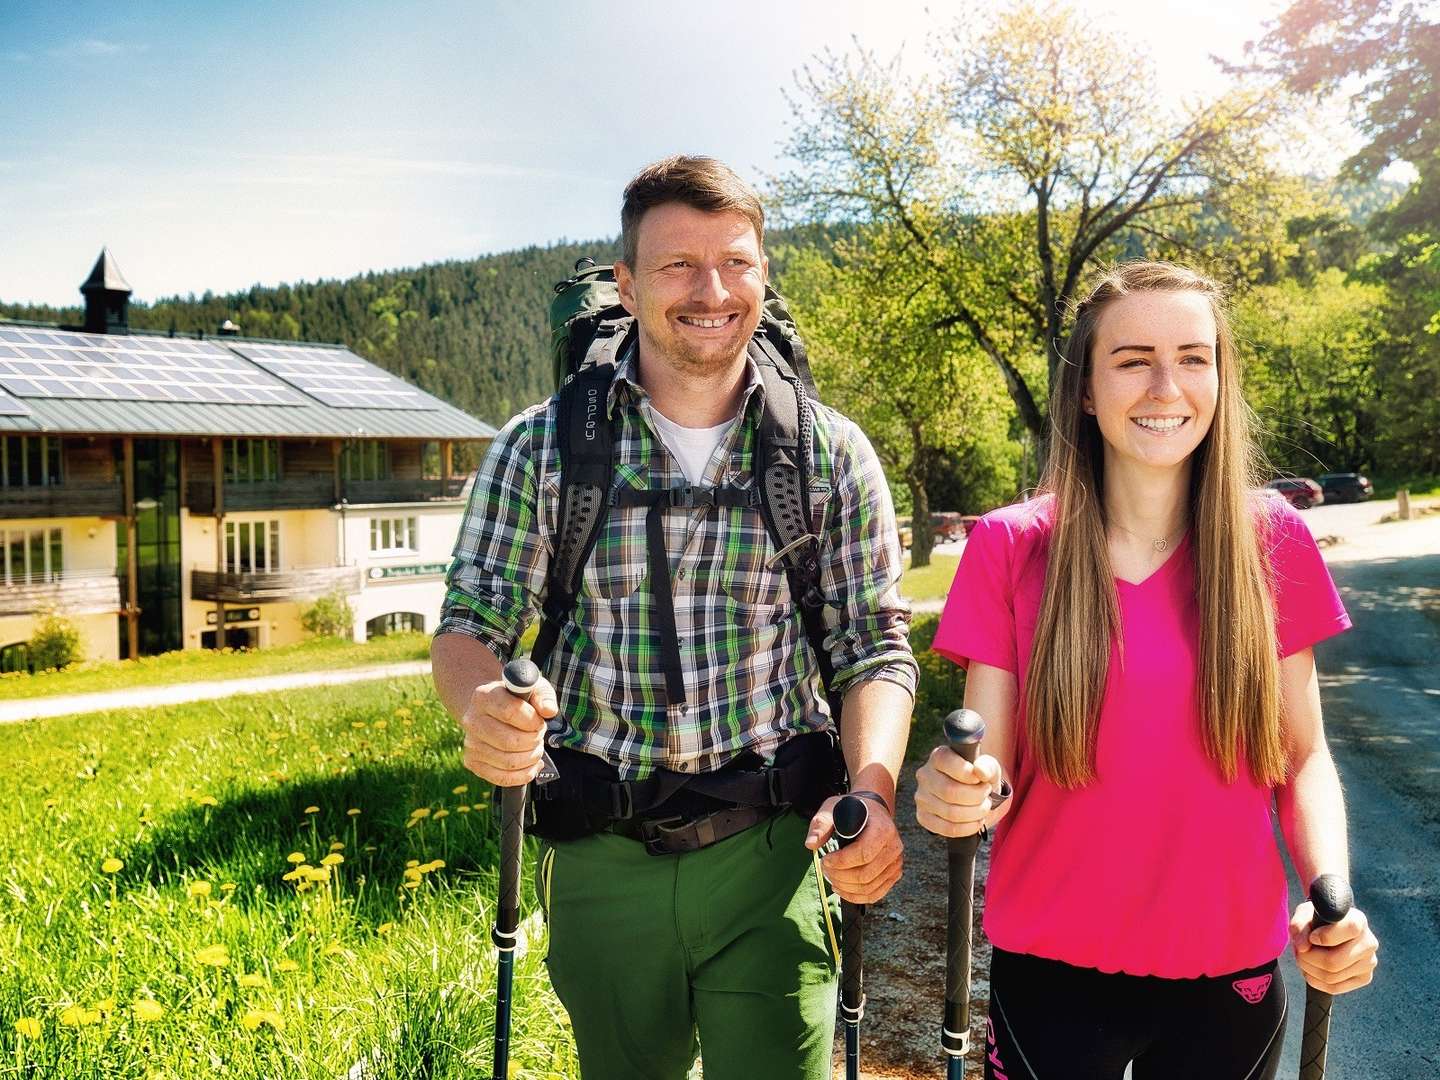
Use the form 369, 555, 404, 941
614, 261, 638, 317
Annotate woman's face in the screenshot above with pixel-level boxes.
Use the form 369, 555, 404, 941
1084, 290, 1219, 476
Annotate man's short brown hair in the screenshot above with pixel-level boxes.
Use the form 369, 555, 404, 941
620, 155, 765, 268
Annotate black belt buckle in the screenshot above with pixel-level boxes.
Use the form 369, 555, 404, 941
638, 814, 691, 855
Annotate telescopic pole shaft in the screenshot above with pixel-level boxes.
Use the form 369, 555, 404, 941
833, 794, 870, 1080
492, 658, 541, 1080
943, 709, 986, 1080
1298, 874, 1354, 1080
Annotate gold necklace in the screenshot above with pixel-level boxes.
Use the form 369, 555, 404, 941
1109, 519, 1187, 553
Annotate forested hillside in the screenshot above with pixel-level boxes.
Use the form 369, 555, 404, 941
0, 228, 837, 431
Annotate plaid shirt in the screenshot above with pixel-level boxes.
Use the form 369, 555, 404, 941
438, 349, 917, 779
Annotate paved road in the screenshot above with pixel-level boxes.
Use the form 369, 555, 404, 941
1277, 507, 1440, 1077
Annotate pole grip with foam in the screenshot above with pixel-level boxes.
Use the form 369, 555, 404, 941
1299, 873, 1353, 1080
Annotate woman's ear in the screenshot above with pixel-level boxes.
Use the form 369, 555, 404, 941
1082, 385, 1095, 415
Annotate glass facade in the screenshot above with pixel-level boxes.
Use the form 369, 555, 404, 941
224, 439, 281, 483
1, 435, 62, 488
118, 439, 182, 658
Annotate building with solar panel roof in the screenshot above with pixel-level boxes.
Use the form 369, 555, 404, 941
0, 250, 496, 668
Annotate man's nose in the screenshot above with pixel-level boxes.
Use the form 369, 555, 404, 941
691, 266, 727, 306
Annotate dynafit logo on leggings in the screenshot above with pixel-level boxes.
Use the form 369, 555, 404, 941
1232, 974, 1273, 1004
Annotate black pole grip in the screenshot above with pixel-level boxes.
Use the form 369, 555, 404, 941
942, 709, 986, 1068
833, 794, 870, 1047
1299, 874, 1353, 1080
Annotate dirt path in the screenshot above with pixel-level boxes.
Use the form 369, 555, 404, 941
831, 765, 992, 1080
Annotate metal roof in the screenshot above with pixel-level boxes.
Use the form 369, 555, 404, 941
0, 321, 497, 441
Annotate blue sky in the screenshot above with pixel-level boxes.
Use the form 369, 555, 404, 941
2, 0, 1338, 307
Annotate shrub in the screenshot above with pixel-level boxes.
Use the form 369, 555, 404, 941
301, 587, 355, 639
28, 610, 83, 671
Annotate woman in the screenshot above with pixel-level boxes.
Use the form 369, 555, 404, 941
916, 262, 1378, 1079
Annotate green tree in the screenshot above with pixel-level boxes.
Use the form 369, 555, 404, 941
782, 229, 1012, 566
775, 1, 1303, 441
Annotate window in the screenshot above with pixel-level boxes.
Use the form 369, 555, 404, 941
342, 440, 389, 481
366, 612, 425, 639
0, 642, 30, 674
1, 526, 62, 585
369, 515, 418, 553
224, 439, 280, 483
1, 436, 62, 488
224, 519, 280, 573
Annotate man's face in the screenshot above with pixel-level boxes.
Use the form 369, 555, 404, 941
615, 202, 768, 377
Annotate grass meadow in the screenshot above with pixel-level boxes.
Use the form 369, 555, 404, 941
1, 675, 576, 1079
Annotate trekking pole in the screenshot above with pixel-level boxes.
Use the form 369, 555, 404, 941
491, 658, 541, 1080
1298, 874, 1354, 1080
832, 794, 870, 1080
942, 708, 986, 1080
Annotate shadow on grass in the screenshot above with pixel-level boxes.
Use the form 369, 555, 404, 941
107, 761, 503, 923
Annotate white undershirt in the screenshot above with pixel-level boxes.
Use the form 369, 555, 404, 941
649, 409, 736, 484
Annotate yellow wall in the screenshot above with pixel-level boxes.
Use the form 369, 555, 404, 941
0, 611, 118, 665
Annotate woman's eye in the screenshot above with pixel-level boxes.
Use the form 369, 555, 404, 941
1181, 354, 1210, 365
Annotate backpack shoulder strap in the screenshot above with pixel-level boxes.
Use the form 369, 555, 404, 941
531, 321, 631, 669
750, 337, 843, 725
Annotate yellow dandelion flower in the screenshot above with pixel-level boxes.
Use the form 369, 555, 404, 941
43, 798, 57, 810
432, 809, 449, 821
196, 795, 219, 807
322, 942, 345, 957
237, 973, 267, 988
455, 804, 471, 814
282, 866, 309, 882
58, 1004, 93, 1027
101, 857, 123, 874
95, 998, 116, 1014
451, 784, 469, 795
373, 719, 388, 730
320, 853, 344, 867
187, 881, 212, 899
403, 866, 423, 881
350, 721, 366, 729
405, 859, 420, 868
472, 802, 488, 811
132, 999, 164, 1022
275, 959, 300, 973
220, 882, 237, 893
376, 922, 396, 934
286, 851, 307, 864
346, 808, 361, 817
421, 859, 446, 873
195, 944, 230, 967
328, 840, 345, 851
306, 866, 331, 884
403, 879, 421, 890
295, 880, 312, 893
408, 807, 430, 820
393, 707, 412, 719
303, 805, 319, 815
240, 1008, 284, 1031
14, 1017, 41, 1039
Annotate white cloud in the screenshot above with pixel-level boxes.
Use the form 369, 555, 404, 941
48, 39, 146, 59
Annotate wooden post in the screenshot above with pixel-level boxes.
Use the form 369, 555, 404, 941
441, 440, 452, 495
122, 437, 140, 659
212, 437, 225, 648
332, 439, 344, 504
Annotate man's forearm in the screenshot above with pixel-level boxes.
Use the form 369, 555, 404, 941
431, 631, 505, 721
839, 676, 913, 811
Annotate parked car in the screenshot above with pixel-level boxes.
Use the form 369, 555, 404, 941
1318, 472, 1373, 503
1264, 477, 1325, 510
898, 512, 971, 548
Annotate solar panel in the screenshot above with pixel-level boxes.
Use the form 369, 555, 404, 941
228, 343, 436, 410
0, 386, 30, 416
0, 326, 308, 407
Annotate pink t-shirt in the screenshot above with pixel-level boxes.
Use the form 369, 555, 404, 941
932, 494, 1351, 977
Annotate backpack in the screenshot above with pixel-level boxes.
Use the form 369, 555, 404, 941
533, 258, 842, 725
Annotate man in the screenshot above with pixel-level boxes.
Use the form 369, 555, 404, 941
432, 155, 916, 1080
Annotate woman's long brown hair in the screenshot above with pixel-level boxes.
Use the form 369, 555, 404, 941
1025, 261, 1285, 788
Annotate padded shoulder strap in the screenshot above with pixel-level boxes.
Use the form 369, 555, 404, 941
750, 338, 843, 724
532, 322, 631, 669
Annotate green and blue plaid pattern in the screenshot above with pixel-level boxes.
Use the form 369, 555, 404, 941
438, 351, 917, 779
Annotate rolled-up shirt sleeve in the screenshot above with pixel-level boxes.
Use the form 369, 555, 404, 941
819, 416, 918, 699
435, 406, 550, 661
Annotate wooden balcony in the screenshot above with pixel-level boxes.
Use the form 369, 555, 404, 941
186, 474, 335, 515
185, 476, 467, 515
191, 565, 363, 604
0, 571, 121, 617
0, 484, 125, 520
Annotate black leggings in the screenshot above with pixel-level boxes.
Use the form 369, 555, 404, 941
984, 948, 1286, 1080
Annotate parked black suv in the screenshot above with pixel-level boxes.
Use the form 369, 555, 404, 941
1318, 472, 1373, 503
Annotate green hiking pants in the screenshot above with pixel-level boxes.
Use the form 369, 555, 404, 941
538, 809, 840, 1080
